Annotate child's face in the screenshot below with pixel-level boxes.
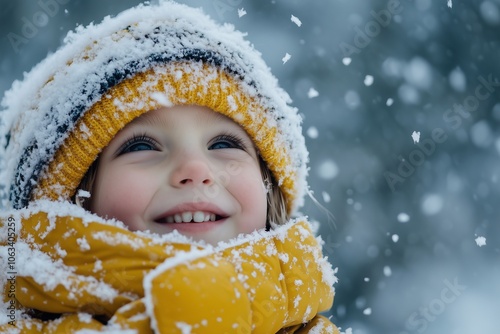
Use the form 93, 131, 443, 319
89, 105, 267, 245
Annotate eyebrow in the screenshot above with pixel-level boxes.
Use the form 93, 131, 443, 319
132, 111, 168, 127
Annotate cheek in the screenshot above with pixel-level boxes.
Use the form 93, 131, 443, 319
230, 166, 268, 232
90, 167, 152, 228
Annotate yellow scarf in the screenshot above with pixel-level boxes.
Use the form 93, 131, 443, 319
1, 201, 338, 333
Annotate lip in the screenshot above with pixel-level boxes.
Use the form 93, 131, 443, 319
157, 218, 227, 234
153, 202, 229, 224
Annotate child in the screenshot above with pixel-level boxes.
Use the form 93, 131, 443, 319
0, 2, 339, 333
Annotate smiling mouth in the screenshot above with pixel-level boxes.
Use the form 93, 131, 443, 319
155, 211, 226, 224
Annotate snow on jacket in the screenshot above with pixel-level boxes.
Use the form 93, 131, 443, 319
0, 201, 338, 333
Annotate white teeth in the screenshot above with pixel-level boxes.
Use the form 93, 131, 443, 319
163, 211, 220, 223
181, 212, 193, 222
193, 211, 205, 223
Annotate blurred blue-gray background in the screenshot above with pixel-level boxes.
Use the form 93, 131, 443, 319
1, 0, 499, 333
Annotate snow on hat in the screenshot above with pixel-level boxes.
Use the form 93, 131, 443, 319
0, 1, 309, 214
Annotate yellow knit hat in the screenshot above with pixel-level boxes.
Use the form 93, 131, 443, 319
0, 2, 308, 215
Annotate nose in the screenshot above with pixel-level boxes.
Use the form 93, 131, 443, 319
170, 156, 214, 188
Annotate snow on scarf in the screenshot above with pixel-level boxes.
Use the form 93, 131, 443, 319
0, 201, 338, 333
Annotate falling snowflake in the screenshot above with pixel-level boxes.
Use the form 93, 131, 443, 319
322, 191, 331, 203
475, 236, 486, 247
397, 212, 410, 223
282, 53, 291, 64
318, 159, 339, 180
307, 87, 319, 98
291, 15, 302, 27
386, 98, 394, 106
411, 131, 420, 144
447, 0, 452, 8
238, 8, 247, 18
306, 126, 318, 138
342, 57, 352, 66
364, 75, 374, 86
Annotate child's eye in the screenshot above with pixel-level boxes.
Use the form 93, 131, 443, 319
209, 134, 245, 150
118, 135, 159, 154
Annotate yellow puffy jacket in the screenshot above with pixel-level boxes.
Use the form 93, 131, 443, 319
0, 201, 339, 333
